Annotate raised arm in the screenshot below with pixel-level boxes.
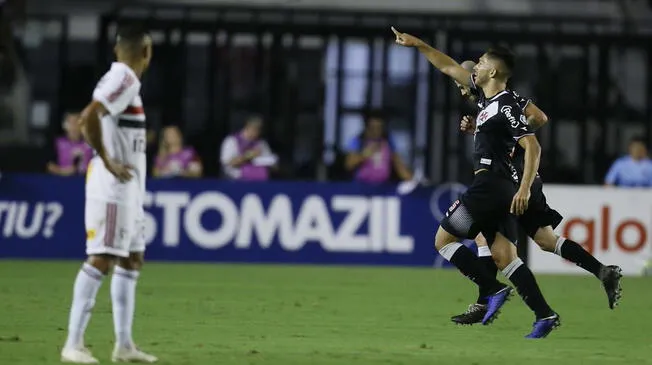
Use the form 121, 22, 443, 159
391, 27, 471, 87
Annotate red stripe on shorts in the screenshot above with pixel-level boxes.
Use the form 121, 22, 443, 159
124, 105, 144, 115
104, 203, 117, 247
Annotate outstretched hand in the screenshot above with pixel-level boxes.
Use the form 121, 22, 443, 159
391, 26, 423, 47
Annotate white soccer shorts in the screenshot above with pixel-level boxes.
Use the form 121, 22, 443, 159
85, 199, 146, 257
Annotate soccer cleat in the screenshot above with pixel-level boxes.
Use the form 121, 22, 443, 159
481, 286, 513, 325
451, 303, 487, 325
61, 347, 100, 364
112, 346, 158, 363
599, 265, 623, 309
525, 313, 561, 339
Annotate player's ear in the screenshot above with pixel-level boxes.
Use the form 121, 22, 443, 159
489, 68, 497, 78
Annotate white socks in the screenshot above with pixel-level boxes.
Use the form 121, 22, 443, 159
438, 242, 463, 261
502, 258, 524, 279
111, 266, 140, 349
65, 263, 104, 349
554, 237, 565, 256
477, 245, 492, 257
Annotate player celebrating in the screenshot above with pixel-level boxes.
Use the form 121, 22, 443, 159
449, 60, 622, 325
60, 25, 157, 364
392, 27, 560, 338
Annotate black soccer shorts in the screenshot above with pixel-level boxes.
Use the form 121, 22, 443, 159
439, 171, 519, 245
518, 178, 564, 238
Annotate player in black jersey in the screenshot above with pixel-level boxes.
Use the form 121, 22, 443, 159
449, 60, 623, 326
392, 27, 559, 338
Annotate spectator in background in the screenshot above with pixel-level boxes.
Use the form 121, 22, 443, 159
344, 111, 412, 184
220, 115, 277, 181
604, 136, 652, 187
153, 125, 203, 178
47, 112, 92, 176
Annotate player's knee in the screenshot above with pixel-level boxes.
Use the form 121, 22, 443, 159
491, 254, 510, 270
490, 236, 518, 270
118, 252, 144, 271
87, 254, 116, 275
434, 226, 457, 251
475, 234, 488, 247
534, 238, 556, 252
533, 227, 557, 252
85, 298, 96, 312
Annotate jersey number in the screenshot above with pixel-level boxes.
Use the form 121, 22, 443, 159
132, 138, 146, 153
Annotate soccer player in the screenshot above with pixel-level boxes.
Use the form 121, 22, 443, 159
60, 25, 157, 364
450, 60, 623, 325
392, 27, 560, 338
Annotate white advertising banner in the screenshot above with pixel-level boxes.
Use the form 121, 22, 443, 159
528, 185, 651, 276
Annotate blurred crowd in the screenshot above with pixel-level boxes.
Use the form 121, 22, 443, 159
48, 108, 652, 187
49, 110, 421, 184
2, 0, 650, 187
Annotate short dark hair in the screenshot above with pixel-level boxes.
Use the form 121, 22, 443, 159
364, 109, 386, 122
245, 114, 263, 128
115, 23, 149, 51
630, 136, 647, 146
485, 45, 515, 78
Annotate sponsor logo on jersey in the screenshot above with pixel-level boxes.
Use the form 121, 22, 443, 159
501, 105, 528, 131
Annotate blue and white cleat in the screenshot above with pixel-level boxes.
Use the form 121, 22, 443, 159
525, 313, 561, 339
481, 286, 513, 325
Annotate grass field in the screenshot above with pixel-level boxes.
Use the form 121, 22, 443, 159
0, 261, 650, 365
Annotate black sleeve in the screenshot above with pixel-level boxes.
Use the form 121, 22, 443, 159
510, 90, 531, 111
501, 104, 533, 140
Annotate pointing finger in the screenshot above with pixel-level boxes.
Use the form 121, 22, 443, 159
391, 26, 400, 35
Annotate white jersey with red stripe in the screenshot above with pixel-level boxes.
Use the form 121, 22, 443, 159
86, 62, 147, 206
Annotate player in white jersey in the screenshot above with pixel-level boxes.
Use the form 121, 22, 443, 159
61, 25, 157, 364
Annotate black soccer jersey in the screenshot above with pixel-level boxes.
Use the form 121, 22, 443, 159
469, 76, 534, 183
504, 90, 533, 178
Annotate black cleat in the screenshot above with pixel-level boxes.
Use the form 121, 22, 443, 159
451, 303, 487, 325
600, 265, 623, 309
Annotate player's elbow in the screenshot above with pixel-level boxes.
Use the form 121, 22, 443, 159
440, 65, 456, 77
441, 65, 467, 85
534, 111, 549, 127
81, 100, 106, 122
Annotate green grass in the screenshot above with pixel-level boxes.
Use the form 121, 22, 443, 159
0, 261, 650, 364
